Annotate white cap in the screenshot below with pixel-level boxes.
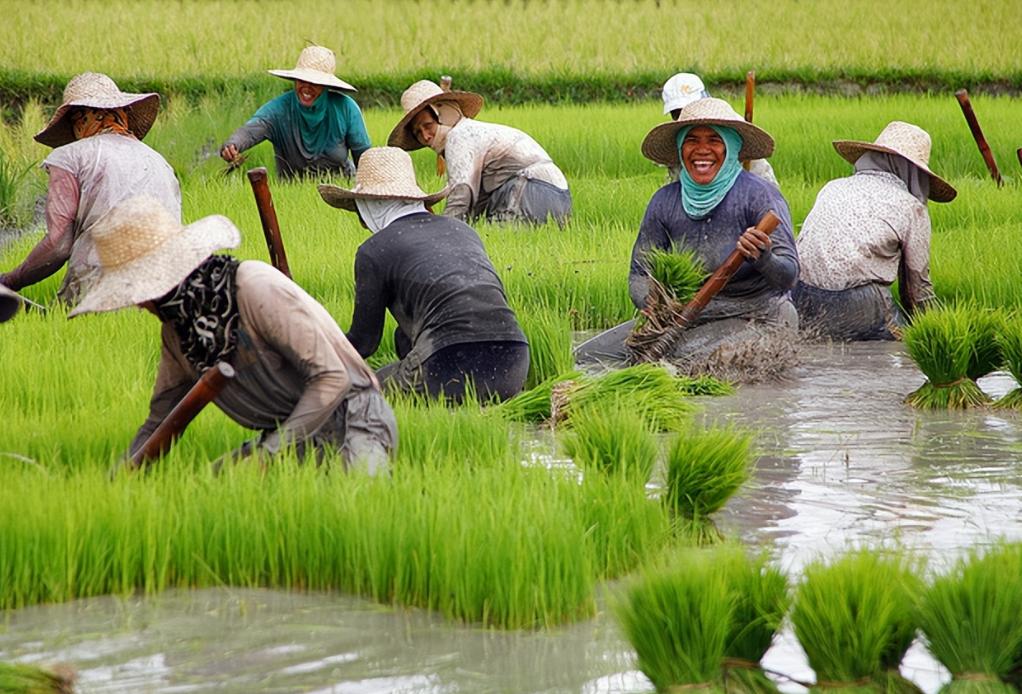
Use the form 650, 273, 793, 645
661, 73, 710, 115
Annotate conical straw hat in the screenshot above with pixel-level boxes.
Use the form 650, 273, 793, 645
833, 121, 957, 202
387, 80, 484, 151
0, 284, 23, 323
268, 45, 357, 92
318, 147, 448, 211
69, 196, 240, 317
641, 97, 774, 166
34, 72, 160, 148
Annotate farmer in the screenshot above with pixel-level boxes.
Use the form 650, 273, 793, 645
661, 72, 778, 187
220, 45, 370, 180
387, 80, 571, 226
575, 98, 799, 371
318, 147, 530, 402
0, 73, 181, 306
0, 285, 23, 323
793, 121, 956, 341
70, 196, 396, 475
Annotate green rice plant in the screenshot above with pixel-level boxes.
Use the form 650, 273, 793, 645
0, 662, 75, 693
993, 316, 1022, 409
645, 246, 708, 304
903, 304, 991, 409
517, 304, 574, 390
663, 427, 753, 537
675, 374, 735, 396
614, 551, 733, 693
790, 550, 924, 693
565, 364, 698, 432
560, 404, 658, 480
965, 307, 1006, 381
917, 543, 1022, 693
490, 370, 581, 423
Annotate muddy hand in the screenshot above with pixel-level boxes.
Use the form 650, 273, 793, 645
220, 144, 241, 164
737, 226, 771, 261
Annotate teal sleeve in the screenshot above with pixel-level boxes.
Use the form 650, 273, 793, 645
343, 97, 372, 158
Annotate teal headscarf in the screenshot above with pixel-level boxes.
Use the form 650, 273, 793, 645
255, 89, 348, 156
676, 124, 744, 219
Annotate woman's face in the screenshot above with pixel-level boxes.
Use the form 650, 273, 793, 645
681, 125, 727, 185
294, 80, 324, 107
410, 109, 438, 147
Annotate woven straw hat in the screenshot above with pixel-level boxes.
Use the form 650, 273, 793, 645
387, 80, 484, 151
833, 121, 956, 203
0, 284, 23, 323
34, 72, 160, 148
662, 73, 710, 115
69, 197, 240, 317
641, 97, 774, 166
268, 45, 356, 92
318, 147, 448, 211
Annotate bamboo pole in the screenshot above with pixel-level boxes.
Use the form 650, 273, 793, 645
247, 167, 294, 278
954, 89, 1003, 186
743, 71, 755, 171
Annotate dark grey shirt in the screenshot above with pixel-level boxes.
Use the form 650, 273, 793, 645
629, 172, 799, 322
347, 213, 527, 363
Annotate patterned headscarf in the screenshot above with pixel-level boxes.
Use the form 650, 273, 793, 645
71, 107, 132, 140
154, 255, 242, 373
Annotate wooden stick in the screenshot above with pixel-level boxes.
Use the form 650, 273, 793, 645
954, 89, 1003, 186
246, 167, 294, 278
743, 71, 755, 171
1017, 147, 1021, 171
436, 75, 453, 177
129, 362, 236, 470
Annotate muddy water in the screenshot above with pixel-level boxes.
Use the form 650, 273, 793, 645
3, 342, 1022, 693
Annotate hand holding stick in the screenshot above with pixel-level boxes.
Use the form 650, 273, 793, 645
955, 89, 1003, 186
247, 168, 293, 278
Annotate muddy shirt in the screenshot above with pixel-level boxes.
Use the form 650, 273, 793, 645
796, 170, 934, 313
441, 118, 568, 221
346, 212, 526, 366
129, 261, 393, 456
224, 91, 370, 179
629, 172, 799, 321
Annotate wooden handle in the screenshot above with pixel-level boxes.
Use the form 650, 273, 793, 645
247, 167, 294, 278
131, 362, 236, 469
1016, 147, 1021, 171
744, 71, 755, 123
439, 75, 452, 92
955, 89, 1003, 186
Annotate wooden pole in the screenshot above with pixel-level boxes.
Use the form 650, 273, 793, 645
1017, 147, 1021, 171
743, 71, 755, 171
954, 89, 1003, 186
436, 75, 453, 177
246, 167, 294, 278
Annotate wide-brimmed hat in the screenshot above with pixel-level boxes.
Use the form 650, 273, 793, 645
662, 73, 710, 115
387, 80, 484, 151
0, 284, 23, 323
833, 121, 956, 203
69, 197, 240, 317
318, 146, 448, 211
641, 97, 774, 166
268, 45, 356, 92
34, 72, 160, 148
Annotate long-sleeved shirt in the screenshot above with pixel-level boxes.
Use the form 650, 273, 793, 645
796, 170, 935, 313
224, 91, 370, 180
129, 261, 387, 456
441, 118, 568, 221
629, 172, 799, 322
346, 212, 527, 365
0, 134, 181, 304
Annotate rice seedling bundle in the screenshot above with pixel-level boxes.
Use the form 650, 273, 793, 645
628, 248, 709, 363
790, 550, 924, 693
993, 316, 1022, 409
663, 427, 753, 540
674, 374, 735, 397
903, 304, 990, 409
0, 662, 75, 694
965, 307, 1006, 381
646, 247, 709, 305
917, 543, 1022, 693
615, 551, 733, 693
560, 404, 658, 480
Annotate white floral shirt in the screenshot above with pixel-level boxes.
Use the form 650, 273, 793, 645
796, 170, 934, 311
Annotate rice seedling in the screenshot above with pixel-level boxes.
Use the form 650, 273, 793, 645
790, 550, 924, 693
917, 543, 1022, 693
645, 246, 708, 304
516, 304, 574, 390
903, 303, 991, 409
965, 307, 1006, 381
0, 662, 75, 694
674, 374, 735, 397
560, 404, 658, 480
614, 551, 733, 693
663, 426, 753, 540
993, 315, 1022, 409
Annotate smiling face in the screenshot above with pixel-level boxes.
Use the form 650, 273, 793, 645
681, 125, 727, 185
294, 80, 325, 107
410, 108, 438, 148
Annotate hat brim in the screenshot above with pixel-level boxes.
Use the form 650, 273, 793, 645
832, 141, 957, 203
387, 91, 485, 151
318, 183, 449, 212
641, 118, 774, 167
34, 92, 160, 149
268, 68, 357, 92
0, 284, 23, 323
69, 215, 241, 318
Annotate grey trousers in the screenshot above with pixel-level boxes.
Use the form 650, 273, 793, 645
484, 176, 572, 227
792, 281, 903, 341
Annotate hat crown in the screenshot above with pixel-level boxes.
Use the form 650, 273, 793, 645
677, 97, 742, 123
401, 80, 444, 114
93, 197, 179, 269
294, 45, 336, 74
63, 72, 122, 103
353, 147, 419, 193
873, 121, 932, 166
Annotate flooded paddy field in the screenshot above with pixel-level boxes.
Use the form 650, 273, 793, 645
4, 341, 1020, 693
